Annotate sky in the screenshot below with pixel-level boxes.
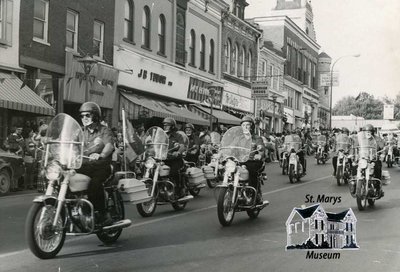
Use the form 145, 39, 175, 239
245, 0, 400, 107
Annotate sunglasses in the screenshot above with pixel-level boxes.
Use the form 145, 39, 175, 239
80, 113, 92, 118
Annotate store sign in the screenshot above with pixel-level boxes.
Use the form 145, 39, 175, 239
384, 104, 394, 120
284, 108, 294, 124
320, 72, 339, 87
251, 80, 269, 99
222, 91, 252, 113
63, 52, 119, 108
187, 77, 223, 105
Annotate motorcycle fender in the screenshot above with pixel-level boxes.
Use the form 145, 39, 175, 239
33, 195, 57, 206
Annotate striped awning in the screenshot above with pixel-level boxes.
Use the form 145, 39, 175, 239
0, 72, 55, 116
193, 105, 242, 125
120, 91, 209, 126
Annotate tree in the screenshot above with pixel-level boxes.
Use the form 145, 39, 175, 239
332, 92, 384, 119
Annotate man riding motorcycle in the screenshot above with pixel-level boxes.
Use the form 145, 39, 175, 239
241, 116, 266, 205
332, 128, 350, 176
184, 123, 200, 164
162, 117, 186, 198
290, 130, 307, 175
77, 102, 115, 225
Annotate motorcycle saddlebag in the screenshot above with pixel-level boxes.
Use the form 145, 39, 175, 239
202, 165, 216, 179
118, 178, 149, 202
382, 170, 391, 185
186, 167, 206, 186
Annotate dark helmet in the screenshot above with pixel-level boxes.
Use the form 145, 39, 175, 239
241, 116, 255, 125
79, 101, 101, 122
342, 127, 349, 134
184, 123, 194, 130
162, 117, 176, 128
362, 124, 374, 132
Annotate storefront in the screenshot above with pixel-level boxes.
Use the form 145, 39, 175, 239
0, 72, 55, 143
222, 82, 254, 118
62, 52, 119, 125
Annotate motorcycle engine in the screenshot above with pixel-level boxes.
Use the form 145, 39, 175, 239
71, 200, 94, 232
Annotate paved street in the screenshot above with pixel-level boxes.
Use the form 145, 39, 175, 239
1, 157, 400, 272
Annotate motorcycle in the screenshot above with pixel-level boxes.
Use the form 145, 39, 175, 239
216, 126, 269, 226
25, 113, 131, 259
349, 131, 386, 211
135, 127, 193, 217
285, 135, 305, 183
315, 135, 329, 164
202, 132, 222, 188
178, 131, 206, 197
335, 134, 351, 186
384, 141, 396, 168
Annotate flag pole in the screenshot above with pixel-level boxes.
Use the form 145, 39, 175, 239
121, 108, 127, 173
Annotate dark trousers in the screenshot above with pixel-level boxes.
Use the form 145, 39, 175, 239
77, 160, 111, 212
164, 158, 184, 191
24, 162, 35, 189
244, 160, 263, 191
185, 153, 199, 165
297, 151, 306, 172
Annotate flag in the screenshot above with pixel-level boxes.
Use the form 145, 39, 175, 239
124, 118, 144, 162
355, 93, 361, 101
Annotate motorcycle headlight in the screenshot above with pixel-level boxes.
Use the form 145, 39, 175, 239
45, 161, 62, 181
359, 159, 368, 169
145, 158, 156, 169
225, 159, 236, 173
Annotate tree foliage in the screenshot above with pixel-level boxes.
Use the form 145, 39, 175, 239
332, 92, 384, 119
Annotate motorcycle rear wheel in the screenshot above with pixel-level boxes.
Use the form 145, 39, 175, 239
217, 187, 235, 226
368, 198, 375, 206
189, 188, 201, 196
26, 202, 66, 259
172, 200, 187, 211
247, 209, 260, 219
97, 191, 125, 244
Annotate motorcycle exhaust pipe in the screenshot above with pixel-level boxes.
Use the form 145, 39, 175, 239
102, 219, 132, 231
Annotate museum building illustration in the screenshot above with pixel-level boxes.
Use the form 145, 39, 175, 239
286, 204, 359, 250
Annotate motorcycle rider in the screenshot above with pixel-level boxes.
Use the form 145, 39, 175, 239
384, 132, 398, 163
162, 117, 186, 198
289, 130, 307, 175
184, 123, 200, 164
332, 127, 350, 176
77, 102, 115, 225
241, 116, 266, 205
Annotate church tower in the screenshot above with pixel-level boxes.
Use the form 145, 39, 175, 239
271, 0, 317, 41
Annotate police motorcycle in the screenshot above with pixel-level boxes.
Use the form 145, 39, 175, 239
25, 113, 130, 259
384, 136, 396, 168
216, 126, 269, 226
307, 134, 318, 156
349, 131, 386, 211
203, 132, 222, 188
135, 127, 193, 217
286, 134, 306, 183
279, 141, 290, 175
335, 134, 352, 186
177, 131, 206, 197
315, 135, 329, 164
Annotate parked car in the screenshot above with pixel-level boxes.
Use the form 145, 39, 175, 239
0, 149, 25, 195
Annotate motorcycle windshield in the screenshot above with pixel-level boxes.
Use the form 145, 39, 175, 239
357, 131, 377, 159
219, 126, 252, 162
43, 113, 83, 169
317, 135, 326, 145
143, 126, 169, 160
176, 131, 189, 150
210, 132, 221, 145
336, 134, 349, 151
284, 135, 302, 151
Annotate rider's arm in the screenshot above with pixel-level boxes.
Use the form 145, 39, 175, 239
99, 127, 115, 159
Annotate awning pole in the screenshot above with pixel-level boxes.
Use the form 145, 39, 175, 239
121, 108, 127, 173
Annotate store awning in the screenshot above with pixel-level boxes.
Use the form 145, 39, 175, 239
120, 91, 209, 126
193, 105, 242, 125
0, 72, 55, 116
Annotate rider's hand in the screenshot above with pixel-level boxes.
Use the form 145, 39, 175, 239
172, 151, 179, 157
190, 150, 197, 155
89, 153, 101, 160
254, 154, 262, 160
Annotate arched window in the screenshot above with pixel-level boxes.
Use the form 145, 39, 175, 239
200, 35, 206, 70
142, 6, 151, 48
209, 39, 215, 73
240, 46, 245, 78
231, 42, 237, 75
158, 15, 166, 55
189, 29, 196, 66
124, 0, 134, 41
247, 51, 252, 81
224, 40, 231, 73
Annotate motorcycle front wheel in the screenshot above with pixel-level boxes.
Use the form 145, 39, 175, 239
217, 187, 236, 226
336, 167, 343, 186
137, 197, 157, 217
207, 178, 217, 188
288, 164, 295, 183
247, 209, 260, 219
25, 202, 66, 259
172, 200, 187, 211
189, 188, 201, 196
97, 191, 125, 244
282, 160, 287, 175
387, 155, 392, 168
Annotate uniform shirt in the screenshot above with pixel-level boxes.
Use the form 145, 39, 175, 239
83, 123, 114, 161
167, 131, 185, 155
251, 134, 266, 160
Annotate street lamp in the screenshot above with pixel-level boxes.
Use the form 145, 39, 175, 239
271, 94, 277, 133
329, 54, 360, 130
78, 55, 98, 102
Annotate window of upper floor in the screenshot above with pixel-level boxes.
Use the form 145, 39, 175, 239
33, 0, 49, 44
93, 20, 104, 59
124, 0, 134, 43
0, 0, 12, 46
158, 14, 166, 55
66, 9, 79, 51
200, 34, 205, 70
224, 39, 231, 73
142, 6, 151, 49
209, 39, 215, 74
189, 29, 196, 66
